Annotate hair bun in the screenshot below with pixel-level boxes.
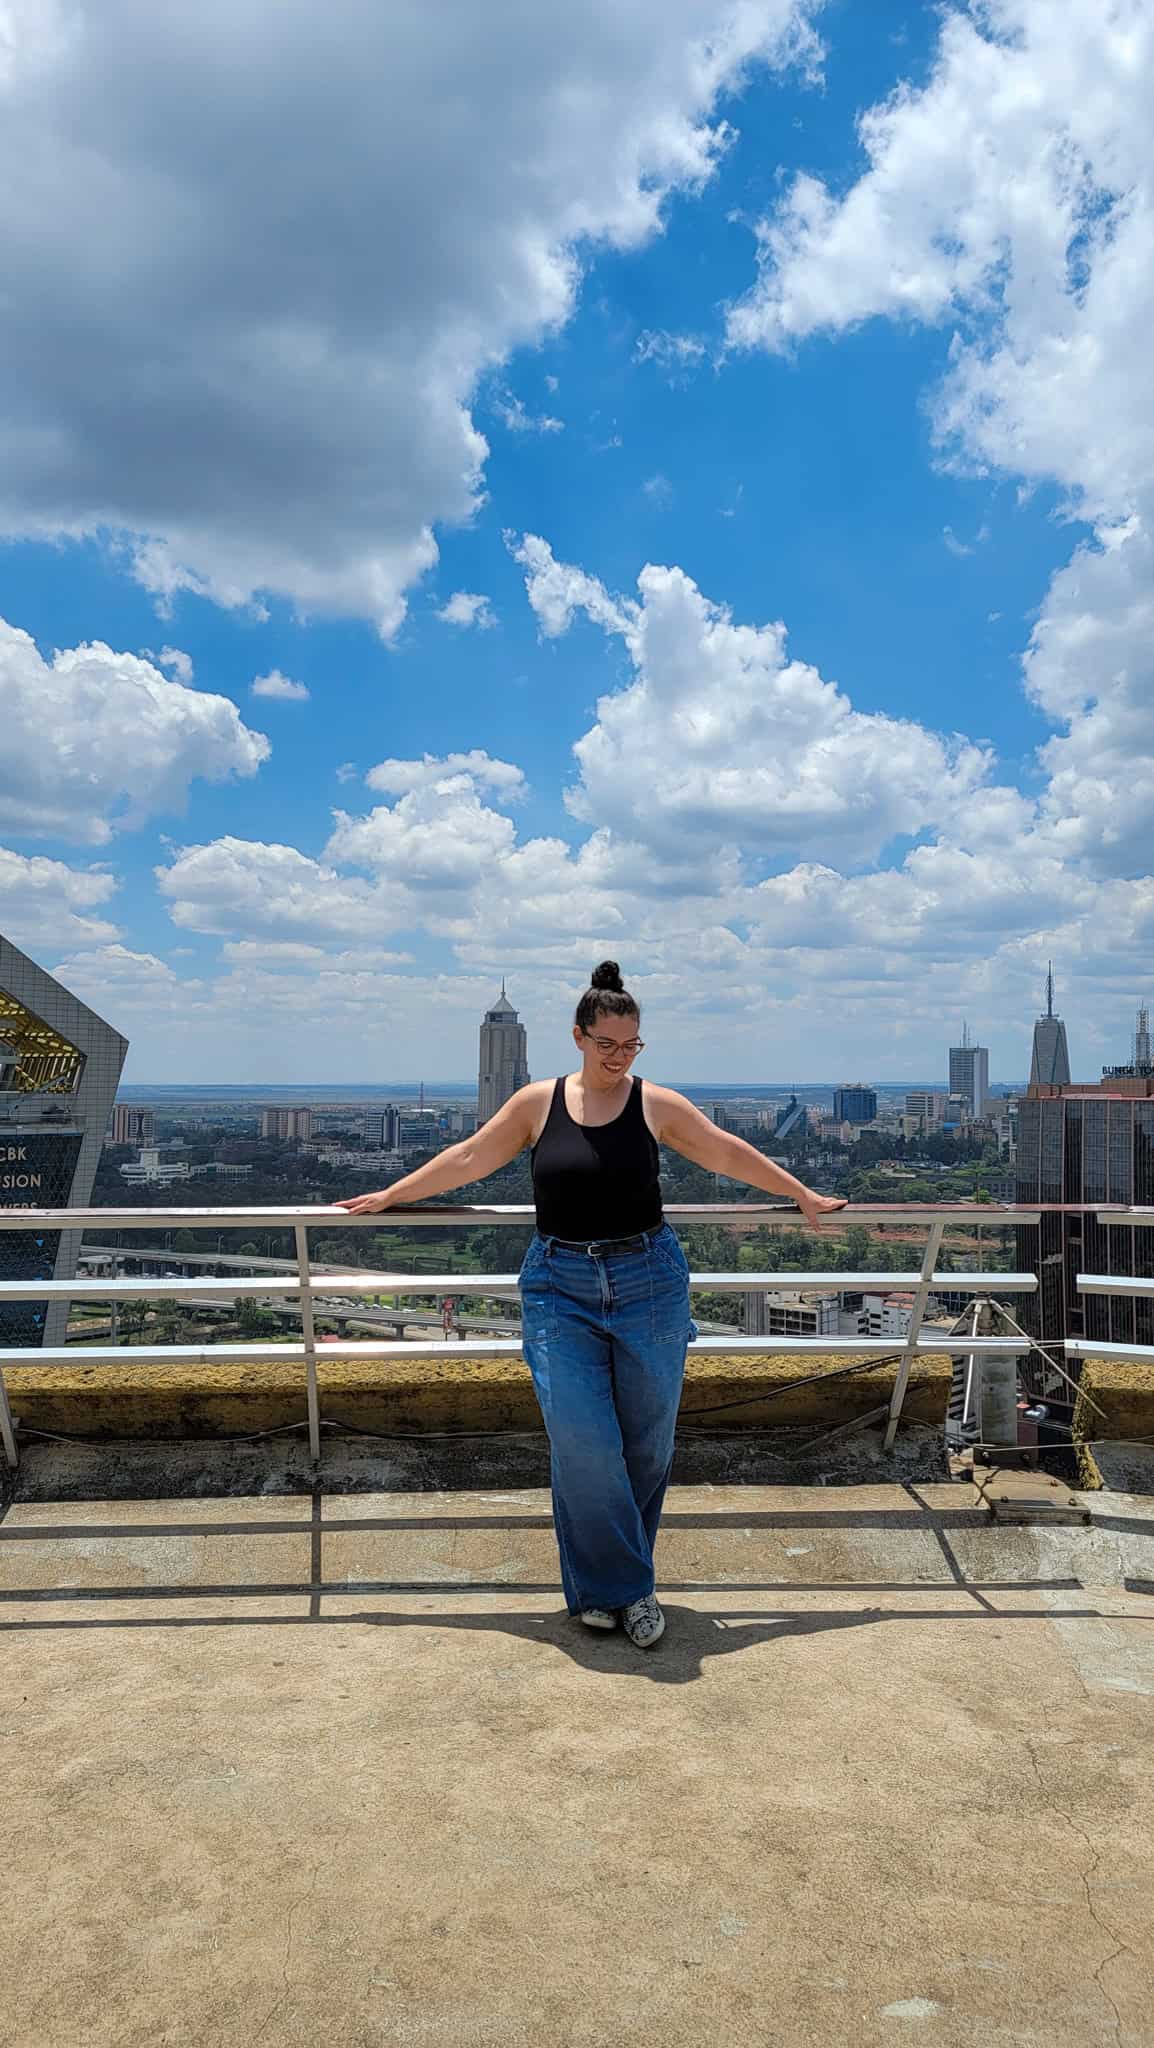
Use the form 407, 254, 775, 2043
591, 960, 624, 993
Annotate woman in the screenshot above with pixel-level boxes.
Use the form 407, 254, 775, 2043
337, 962, 846, 1649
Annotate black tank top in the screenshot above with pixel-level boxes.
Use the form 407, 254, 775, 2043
530, 1075, 662, 1239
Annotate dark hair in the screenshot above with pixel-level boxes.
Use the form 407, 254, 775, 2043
575, 960, 640, 1035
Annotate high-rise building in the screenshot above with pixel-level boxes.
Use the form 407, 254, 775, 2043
949, 1024, 989, 1120
1029, 964, 1071, 1088
833, 1084, 877, 1124
1131, 1004, 1152, 1074
111, 1102, 155, 1146
477, 982, 529, 1123
1016, 1073, 1154, 1359
1, 933, 128, 1351
261, 1106, 313, 1142
362, 1105, 401, 1151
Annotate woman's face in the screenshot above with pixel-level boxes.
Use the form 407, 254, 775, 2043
572, 1009, 643, 1081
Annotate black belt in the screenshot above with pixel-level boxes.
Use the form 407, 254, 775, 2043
542, 1225, 663, 1256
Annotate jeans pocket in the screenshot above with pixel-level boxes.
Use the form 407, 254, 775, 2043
649, 1250, 691, 1344
651, 1227, 689, 1278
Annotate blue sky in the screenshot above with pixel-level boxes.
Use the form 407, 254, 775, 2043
2, 0, 1152, 1085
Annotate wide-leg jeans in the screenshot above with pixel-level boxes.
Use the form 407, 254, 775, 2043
517, 1221, 698, 1615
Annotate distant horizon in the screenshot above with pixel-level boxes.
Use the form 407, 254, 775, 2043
113, 1078, 1028, 1099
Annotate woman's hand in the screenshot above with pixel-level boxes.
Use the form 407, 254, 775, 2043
797, 1191, 849, 1232
333, 1188, 398, 1215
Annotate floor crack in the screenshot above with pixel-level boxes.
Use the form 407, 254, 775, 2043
1023, 1734, 1132, 2042
252, 1860, 322, 2043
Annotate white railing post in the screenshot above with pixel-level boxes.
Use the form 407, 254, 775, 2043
883, 1218, 946, 1452
294, 1222, 322, 1463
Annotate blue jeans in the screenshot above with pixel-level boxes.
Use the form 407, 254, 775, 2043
518, 1221, 699, 1615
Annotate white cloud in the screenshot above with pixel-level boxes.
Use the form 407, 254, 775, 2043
634, 330, 707, 376
0, 844, 120, 950
437, 591, 497, 630
156, 646, 193, 683
0, 0, 821, 636
219, 939, 414, 968
514, 535, 991, 866
156, 837, 412, 942
724, 0, 1154, 890
493, 391, 564, 435
642, 473, 674, 506
0, 615, 269, 844
364, 751, 526, 800
252, 669, 310, 701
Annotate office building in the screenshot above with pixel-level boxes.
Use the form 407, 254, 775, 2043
111, 1102, 155, 1146
759, 1290, 839, 1337
904, 1090, 947, 1135
1016, 1068, 1154, 1357
833, 1084, 877, 1125
949, 1025, 989, 1120
397, 1116, 441, 1155
261, 1106, 313, 1143
362, 1105, 401, 1151
478, 982, 530, 1123
119, 1148, 192, 1188
1029, 965, 1072, 1088
858, 1292, 915, 1338
0, 933, 128, 1350
711, 1105, 764, 1139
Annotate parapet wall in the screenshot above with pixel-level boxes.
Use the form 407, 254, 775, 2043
3, 1349, 952, 1440
1074, 1357, 1154, 1492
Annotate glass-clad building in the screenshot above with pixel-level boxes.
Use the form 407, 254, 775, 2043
1016, 1084, 1154, 1355
0, 934, 128, 1350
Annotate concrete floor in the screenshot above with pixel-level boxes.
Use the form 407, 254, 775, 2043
2, 1481, 1153, 2048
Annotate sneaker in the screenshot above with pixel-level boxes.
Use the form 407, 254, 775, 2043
621, 1595, 665, 1647
578, 1607, 617, 1630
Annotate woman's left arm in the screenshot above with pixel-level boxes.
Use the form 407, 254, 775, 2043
645, 1084, 848, 1230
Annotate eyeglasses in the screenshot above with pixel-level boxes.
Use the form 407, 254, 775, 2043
584, 1033, 644, 1056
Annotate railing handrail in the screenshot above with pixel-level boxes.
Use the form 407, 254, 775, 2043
0, 1200, 1044, 1229
8, 1198, 1154, 1476
0, 1268, 1040, 1301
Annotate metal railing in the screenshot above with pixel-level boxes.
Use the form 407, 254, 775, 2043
0, 1199, 1047, 1471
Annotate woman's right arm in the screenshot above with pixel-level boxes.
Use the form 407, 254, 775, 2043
333, 1084, 543, 1214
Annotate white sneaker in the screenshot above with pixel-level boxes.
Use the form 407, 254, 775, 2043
579, 1607, 617, 1630
622, 1595, 665, 1647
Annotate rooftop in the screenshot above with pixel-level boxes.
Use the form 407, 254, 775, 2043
3, 1466, 1152, 2046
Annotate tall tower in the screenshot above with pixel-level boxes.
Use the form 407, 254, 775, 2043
1, 933, 128, 1351
477, 981, 529, 1123
948, 1021, 989, 1120
1029, 963, 1072, 1088
1134, 1004, 1152, 1072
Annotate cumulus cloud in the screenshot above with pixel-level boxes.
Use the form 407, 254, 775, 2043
0, 615, 269, 844
156, 837, 412, 942
252, 669, 310, 701
437, 591, 497, 630
514, 534, 991, 866
364, 751, 526, 800
724, 0, 1154, 883
0, 0, 821, 636
0, 844, 120, 950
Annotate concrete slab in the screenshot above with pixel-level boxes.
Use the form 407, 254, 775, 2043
2, 1483, 1154, 2047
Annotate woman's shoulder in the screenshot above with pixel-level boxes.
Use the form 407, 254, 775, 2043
523, 1075, 561, 1145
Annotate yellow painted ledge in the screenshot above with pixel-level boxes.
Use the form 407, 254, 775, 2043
1074, 1358, 1154, 1489
4, 1351, 953, 1440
